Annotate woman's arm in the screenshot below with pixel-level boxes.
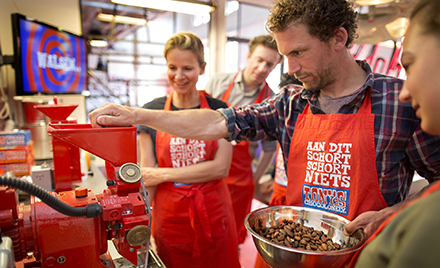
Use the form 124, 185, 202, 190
141, 139, 232, 186
138, 132, 157, 204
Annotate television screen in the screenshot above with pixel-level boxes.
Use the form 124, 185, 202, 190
11, 13, 88, 95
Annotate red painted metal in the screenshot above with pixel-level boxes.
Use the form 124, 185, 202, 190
47, 124, 137, 167
0, 106, 151, 267
34, 104, 78, 123
34, 101, 82, 191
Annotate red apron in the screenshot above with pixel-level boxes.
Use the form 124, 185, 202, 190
153, 91, 240, 268
256, 91, 388, 268
270, 144, 287, 206
286, 89, 388, 220
222, 72, 272, 244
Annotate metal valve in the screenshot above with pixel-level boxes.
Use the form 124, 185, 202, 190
126, 225, 151, 246
118, 163, 142, 183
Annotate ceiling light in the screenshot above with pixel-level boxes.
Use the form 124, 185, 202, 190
90, 39, 108, 47
97, 13, 147, 25
355, 0, 394, 5
111, 0, 215, 16
385, 17, 409, 39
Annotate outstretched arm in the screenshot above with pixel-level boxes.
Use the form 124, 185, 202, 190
89, 103, 229, 141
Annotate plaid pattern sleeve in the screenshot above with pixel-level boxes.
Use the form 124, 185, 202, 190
218, 61, 440, 206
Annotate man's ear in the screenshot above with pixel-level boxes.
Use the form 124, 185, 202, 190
333, 27, 348, 51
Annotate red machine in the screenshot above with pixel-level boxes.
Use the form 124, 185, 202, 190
0, 101, 152, 267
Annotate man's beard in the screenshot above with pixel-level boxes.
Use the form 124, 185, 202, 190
300, 63, 335, 93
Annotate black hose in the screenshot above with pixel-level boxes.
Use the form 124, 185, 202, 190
0, 176, 102, 218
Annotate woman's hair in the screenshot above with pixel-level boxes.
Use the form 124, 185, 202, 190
266, 0, 358, 48
164, 32, 205, 67
410, 0, 440, 40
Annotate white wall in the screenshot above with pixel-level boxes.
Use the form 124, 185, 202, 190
0, 0, 87, 124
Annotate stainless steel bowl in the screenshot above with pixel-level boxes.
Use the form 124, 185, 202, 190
245, 206, 365, 268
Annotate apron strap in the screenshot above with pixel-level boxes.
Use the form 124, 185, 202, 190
221, 72, 240, 104
221, 71, 271, 107
254, 81, 271, 104
186, 187, 214, 257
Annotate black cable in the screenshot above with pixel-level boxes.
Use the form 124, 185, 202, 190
0, 176, 102, 218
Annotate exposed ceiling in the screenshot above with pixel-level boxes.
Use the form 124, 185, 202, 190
80, 0, 421, 46
354, 0, 420, 44
80, 0, 272, 43
81, 0, 167, 42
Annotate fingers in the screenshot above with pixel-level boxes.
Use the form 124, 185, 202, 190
88, 104, 131, 128
343, 210, 379, 239
95, 115, 118, 127
343, 213, 370, 236
89, 104, 110, 128
343, 222, 357, 236
90, 114, 112, 128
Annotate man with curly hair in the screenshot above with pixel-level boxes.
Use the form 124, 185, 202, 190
89, 1, 440, 265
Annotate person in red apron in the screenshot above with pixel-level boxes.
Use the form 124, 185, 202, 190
255, 91, 389, 268
204, 35, 282, 245
220, 73, 274, 245
137, 32, 240, 268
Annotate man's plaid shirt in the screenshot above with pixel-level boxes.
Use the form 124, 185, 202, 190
219, 61, 440, 206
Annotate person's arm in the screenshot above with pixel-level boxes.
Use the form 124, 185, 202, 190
140, 138, 232, 186
138, 132, 157, 204
89, 103, 228, 141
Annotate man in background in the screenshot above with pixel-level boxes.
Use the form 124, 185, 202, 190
204, 35, 282, 246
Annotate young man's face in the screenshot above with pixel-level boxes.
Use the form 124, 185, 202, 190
274, 23, 337, 93
243, 44, 281, 87
399, 17, 440, 135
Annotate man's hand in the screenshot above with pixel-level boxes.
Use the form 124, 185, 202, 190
89, 103, 137, 128
259, 177, 274, 195
344, 207, 396, 238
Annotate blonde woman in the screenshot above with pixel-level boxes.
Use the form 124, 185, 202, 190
137, 32, 240, 268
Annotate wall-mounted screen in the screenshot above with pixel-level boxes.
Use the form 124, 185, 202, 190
11, 13, 88, 95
